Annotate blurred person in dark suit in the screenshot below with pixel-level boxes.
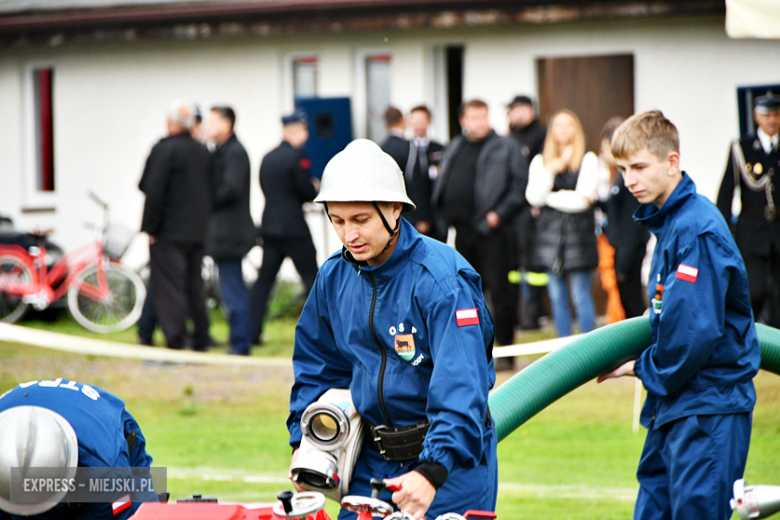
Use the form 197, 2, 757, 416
205, 106, 257, 356
409, 105, 446, 241
137, 103, 207, 347
139, 100, 213, 351
380, 106, 436, 238
250, 110, 319, 345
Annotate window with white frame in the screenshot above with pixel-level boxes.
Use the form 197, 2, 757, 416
365, 54, 391, 143
293, 56, 318, 99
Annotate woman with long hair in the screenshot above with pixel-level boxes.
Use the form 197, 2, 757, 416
525, 109, 599, 337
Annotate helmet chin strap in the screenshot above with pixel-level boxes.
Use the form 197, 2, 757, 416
372, 202, 400, 252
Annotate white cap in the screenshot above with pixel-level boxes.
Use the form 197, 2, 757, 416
315, 139, 416, 212
0, 406, 79, 516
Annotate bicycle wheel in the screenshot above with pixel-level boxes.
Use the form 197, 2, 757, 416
0, 255, 31, 323
68, 262, 145, 333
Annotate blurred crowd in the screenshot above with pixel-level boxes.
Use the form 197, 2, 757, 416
137, 91, 780, 362
136, 97, 650, 358
373, 98, 650, 358
138, 101, 318, 356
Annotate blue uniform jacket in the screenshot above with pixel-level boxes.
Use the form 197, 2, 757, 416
288, 218, 496, 477
633, 173, 760, 429
0, 379, 153, 520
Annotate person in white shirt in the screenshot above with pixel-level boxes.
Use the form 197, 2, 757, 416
525, 109, 599, 337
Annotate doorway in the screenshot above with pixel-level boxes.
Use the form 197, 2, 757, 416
446, 46, 464, 140
432, 45, 464, 143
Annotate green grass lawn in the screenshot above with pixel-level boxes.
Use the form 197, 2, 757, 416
2, 319, 780, 519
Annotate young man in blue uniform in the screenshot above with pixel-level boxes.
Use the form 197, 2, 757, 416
0, 378, 153, 520
598, 111, 761, 520
287, 139, 498, 520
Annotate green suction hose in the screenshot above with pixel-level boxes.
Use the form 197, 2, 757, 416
757, 323, 780, 375
490, 317, 780, 442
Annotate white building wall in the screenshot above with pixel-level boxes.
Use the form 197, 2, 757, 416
389, 40, 427, 114
1, 38, 285, 269
0, 59, 26, 224
1, 14, 779, 269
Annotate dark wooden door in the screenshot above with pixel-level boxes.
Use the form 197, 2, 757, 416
537, 54, 634, 153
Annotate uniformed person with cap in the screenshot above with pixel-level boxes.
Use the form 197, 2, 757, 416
717, 91, 780, 327
250, 109, 320, 345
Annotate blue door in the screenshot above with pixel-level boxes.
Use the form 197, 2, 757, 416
296, 97, 353, 179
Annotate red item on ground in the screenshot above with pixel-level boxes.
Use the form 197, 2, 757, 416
129, 502, 331, 520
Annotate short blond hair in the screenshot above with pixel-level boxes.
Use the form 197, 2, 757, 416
611, 110, 679, 161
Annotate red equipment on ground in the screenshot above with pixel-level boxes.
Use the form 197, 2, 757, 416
130, 492, 331, 520
130, 502, 330, 520
129, 483, 498, 520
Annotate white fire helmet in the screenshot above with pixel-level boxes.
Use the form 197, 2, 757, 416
314, 139, 416, 212
290, 389, 363, 502
0, 406, 79, 516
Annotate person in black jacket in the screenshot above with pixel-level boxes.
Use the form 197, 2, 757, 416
380, 106, 436, 238
139, 100, 213, 351
717, 92, 780, 327
137, 106, 209, 347
600, 117, 649, 318
205, 106, 257, 356
432, 99, 528, 348
507, 95, 548, 330
250, 110, 319, 344
507, 95, 546, 161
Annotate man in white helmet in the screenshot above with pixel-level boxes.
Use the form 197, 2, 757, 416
0, 379, 153, 520
287, 139, 498, 520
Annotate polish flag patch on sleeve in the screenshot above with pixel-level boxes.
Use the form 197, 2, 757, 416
112, 494, 132, 515
675, 264, 698, 283
456, 308, 479, 327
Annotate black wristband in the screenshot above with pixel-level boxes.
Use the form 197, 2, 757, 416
414, 461, 448, 490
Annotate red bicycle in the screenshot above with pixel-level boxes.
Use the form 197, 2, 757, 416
0, 192, 145, 333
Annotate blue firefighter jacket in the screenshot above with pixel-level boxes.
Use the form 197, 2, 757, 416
288, 218, 496, 478
0, 379, 153, 520
633, 173, 760, 429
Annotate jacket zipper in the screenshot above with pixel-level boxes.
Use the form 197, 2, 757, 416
368, 272, 393, 427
